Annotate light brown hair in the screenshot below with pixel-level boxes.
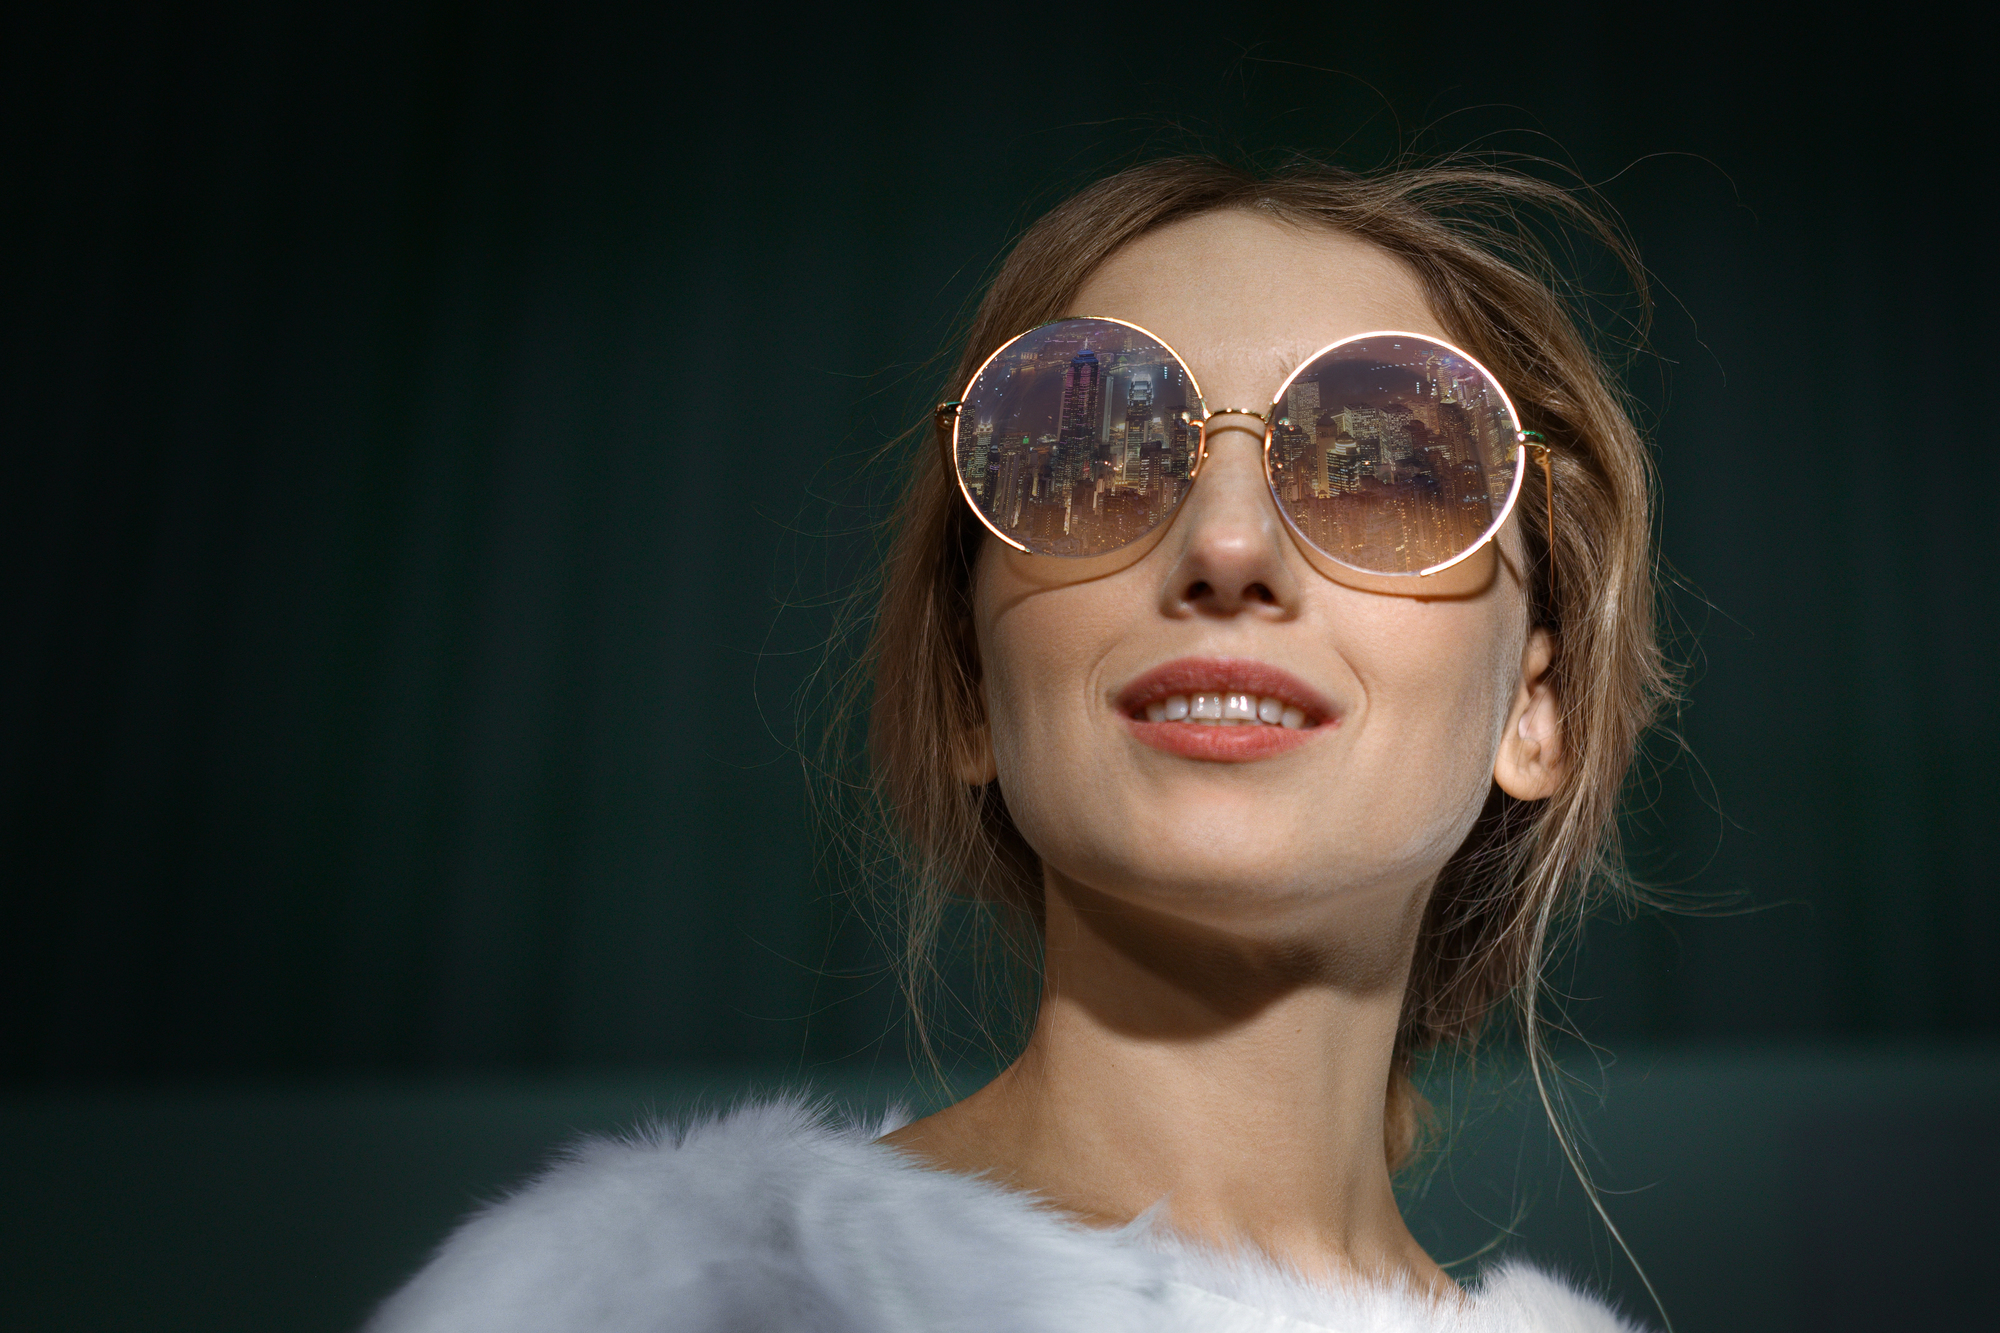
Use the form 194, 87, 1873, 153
851, 154, 1671, 1172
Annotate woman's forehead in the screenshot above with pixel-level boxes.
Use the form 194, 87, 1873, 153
1069, 210, 1449, 400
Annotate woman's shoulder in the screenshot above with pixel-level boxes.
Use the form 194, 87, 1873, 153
362, 1093, 1168, 1333
363, 1092, 1646, 1333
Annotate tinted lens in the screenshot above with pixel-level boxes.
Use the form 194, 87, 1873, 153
954, 318, 1203, 557
1266, 334, 1522, 574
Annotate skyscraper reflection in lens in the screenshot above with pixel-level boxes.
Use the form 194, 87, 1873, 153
955, 318, 1203, 557
1269, 336, 1520, 574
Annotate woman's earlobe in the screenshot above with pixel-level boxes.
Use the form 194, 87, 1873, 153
1494, 629, 1564, 800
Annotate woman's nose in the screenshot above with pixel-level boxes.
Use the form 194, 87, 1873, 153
1158, 416, 1300, 618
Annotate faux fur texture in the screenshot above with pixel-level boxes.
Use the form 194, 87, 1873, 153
365, 1096, 1644, 1333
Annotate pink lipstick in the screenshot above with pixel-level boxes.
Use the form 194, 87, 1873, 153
1115, 656, 1337, 762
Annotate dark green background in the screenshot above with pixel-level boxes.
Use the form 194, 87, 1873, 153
3, 2, 1997, 1329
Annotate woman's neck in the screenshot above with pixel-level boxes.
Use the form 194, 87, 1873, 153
879, 869, 1452, 1298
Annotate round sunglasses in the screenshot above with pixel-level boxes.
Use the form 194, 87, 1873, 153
935, 317, 1551, 577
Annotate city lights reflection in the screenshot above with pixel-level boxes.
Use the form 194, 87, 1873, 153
952, 321, 1521, 573
1268, 335, 1521, 573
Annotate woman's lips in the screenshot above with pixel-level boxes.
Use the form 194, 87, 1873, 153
1123, 718, 1319, 761
1115, 656, 1337, 763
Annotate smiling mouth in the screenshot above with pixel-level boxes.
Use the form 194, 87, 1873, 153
1114, 657, 1335, 761
1137, 692, 1311, 729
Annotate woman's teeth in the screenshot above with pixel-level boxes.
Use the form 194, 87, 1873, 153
1143, 693, 1308, 729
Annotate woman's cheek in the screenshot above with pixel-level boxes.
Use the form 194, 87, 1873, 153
989, 692, 1095, 862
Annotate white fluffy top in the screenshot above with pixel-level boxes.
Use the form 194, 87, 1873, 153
364, 1095, 1644, 1333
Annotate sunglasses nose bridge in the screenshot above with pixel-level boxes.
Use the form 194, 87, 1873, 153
1189, 409, 1271, 478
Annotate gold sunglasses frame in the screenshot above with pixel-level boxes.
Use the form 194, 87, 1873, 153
936, 317, 1554, 580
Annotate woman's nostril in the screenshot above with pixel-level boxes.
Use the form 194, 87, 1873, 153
1178, 578, 1283, 612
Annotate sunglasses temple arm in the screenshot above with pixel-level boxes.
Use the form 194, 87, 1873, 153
1521, 432, 1555, 619
932, 400, 964, 466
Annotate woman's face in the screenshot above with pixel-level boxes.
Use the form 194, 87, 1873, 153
970, 209, 1560, 950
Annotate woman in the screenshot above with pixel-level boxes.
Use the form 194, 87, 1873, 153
368, 155, 1669, 1332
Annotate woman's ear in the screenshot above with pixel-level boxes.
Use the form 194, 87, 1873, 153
1494, 627, 1564, 800
953, 715, 999, 785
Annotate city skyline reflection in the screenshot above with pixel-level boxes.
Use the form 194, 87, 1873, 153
952, 321, 1521, 572
1268, 335, 1520, 573
954, 318, 1202, 557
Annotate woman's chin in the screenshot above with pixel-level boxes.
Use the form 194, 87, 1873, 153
1058, 842, 1392, 916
